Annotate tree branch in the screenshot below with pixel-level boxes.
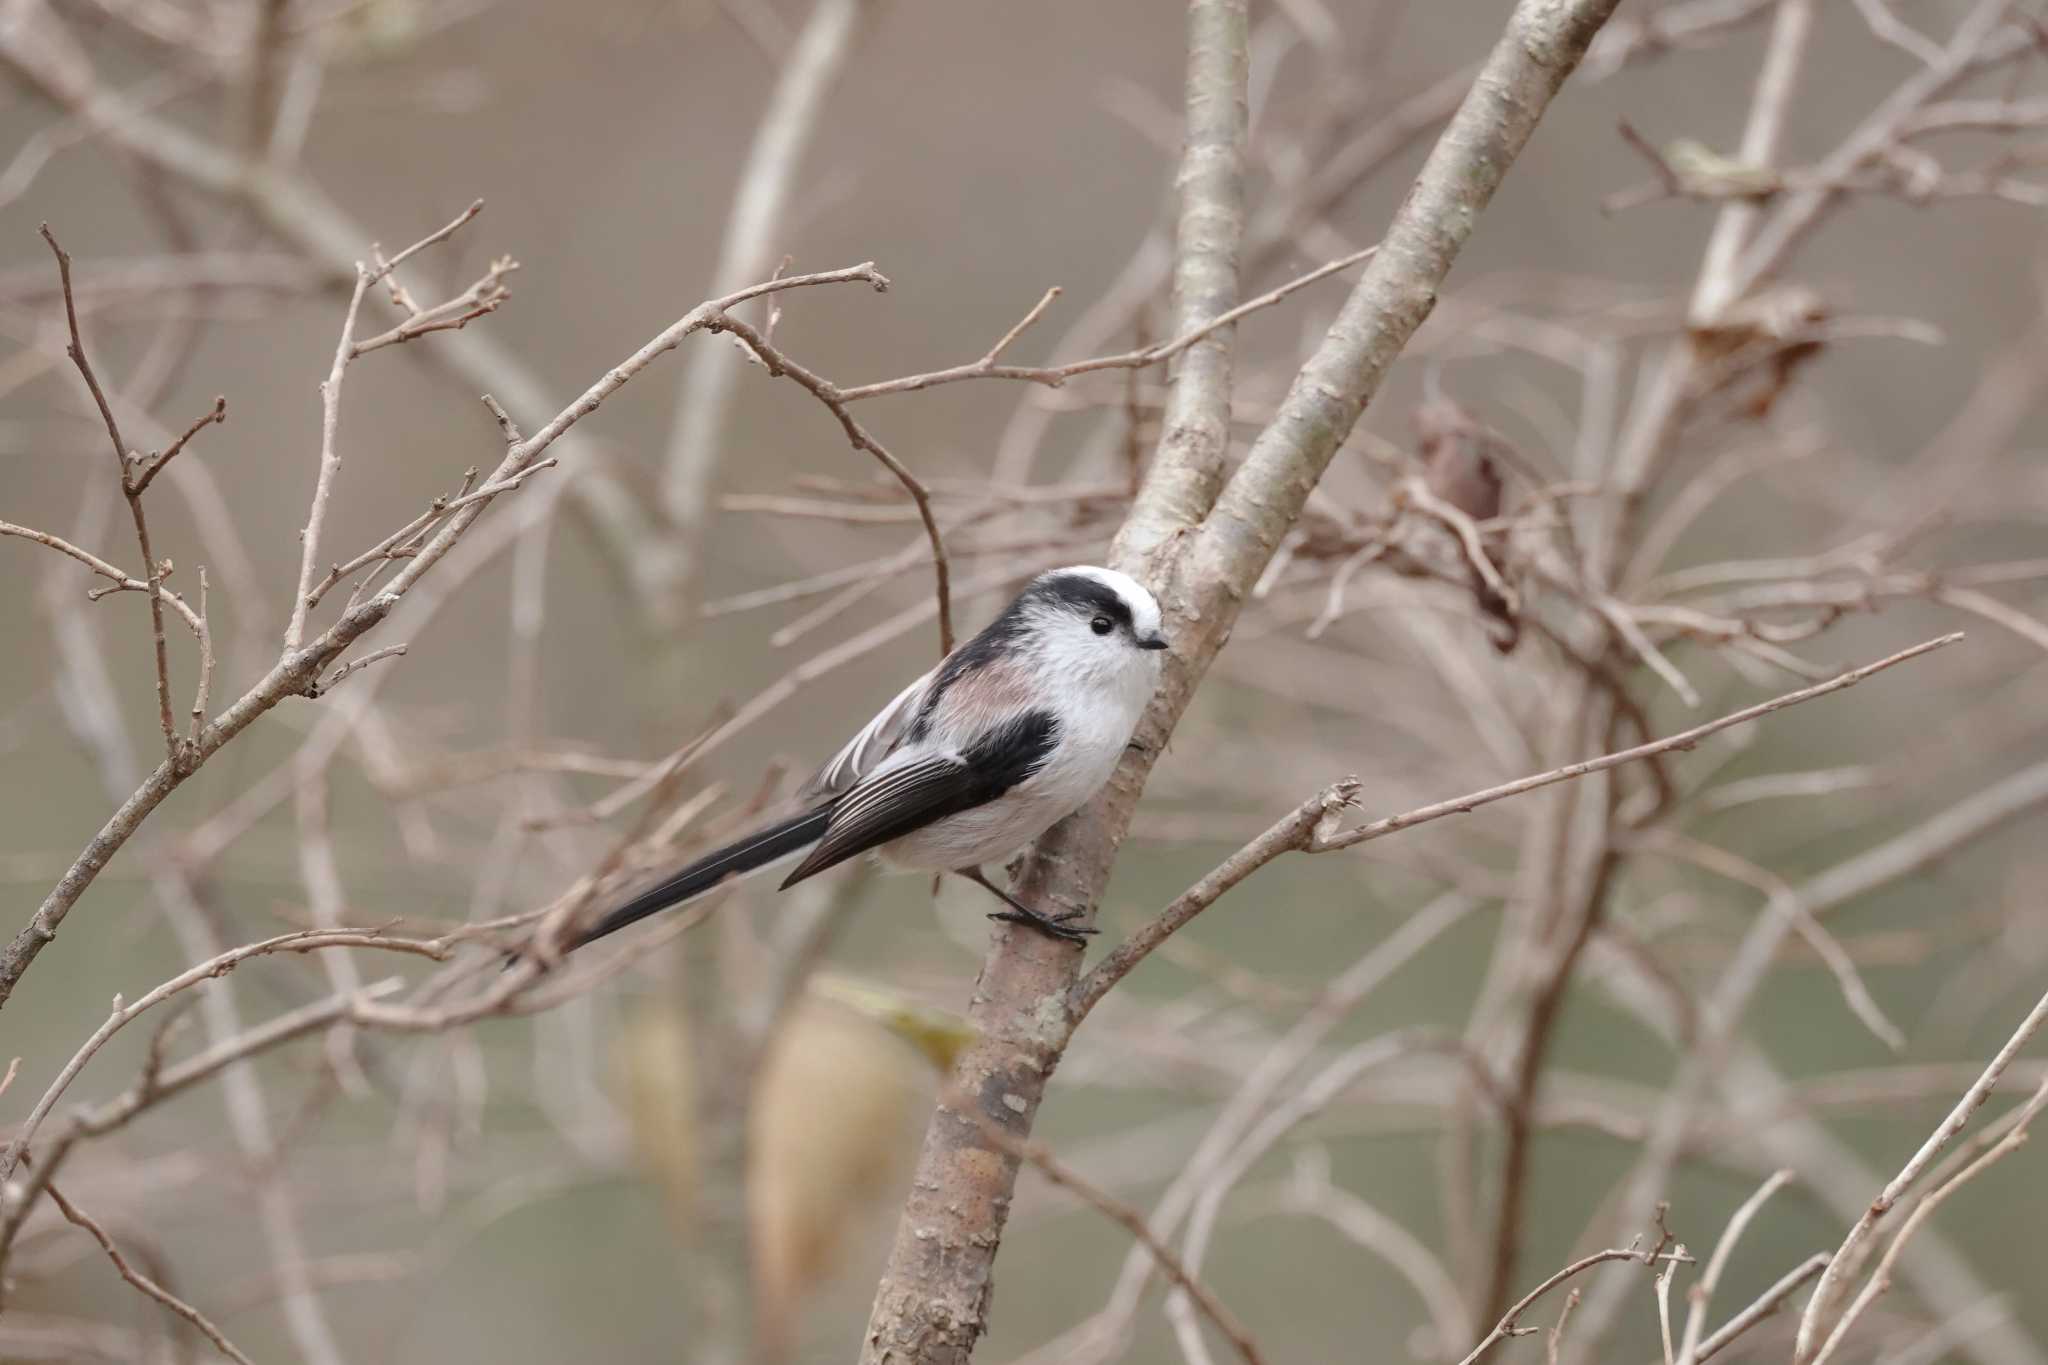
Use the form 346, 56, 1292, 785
1455, 1245, 1694, 1365
1320, 632, 1961, 854
1797, 983, 2048, 1361
1070, 630, 1959, 1026
1068, 779, 1356, 1023
970, 1107, 1268, 1365
43, 1180, 255, 1365
0, 927, 447, 1186
41, 224, 185, 765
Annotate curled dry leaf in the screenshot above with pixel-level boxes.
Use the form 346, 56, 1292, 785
1412, 395, 1522, 651
1689, 283, 1831, 418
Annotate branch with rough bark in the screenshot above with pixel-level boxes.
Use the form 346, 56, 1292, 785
1071, 630, 1960, 1025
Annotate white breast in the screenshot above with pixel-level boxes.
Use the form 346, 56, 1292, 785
879, 641, 1157, 873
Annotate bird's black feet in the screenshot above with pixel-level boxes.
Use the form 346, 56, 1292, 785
956, 865, 1099, 947
987, 904, 1099, 946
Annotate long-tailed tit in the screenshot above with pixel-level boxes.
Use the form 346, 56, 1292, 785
571, 566, 1169, 950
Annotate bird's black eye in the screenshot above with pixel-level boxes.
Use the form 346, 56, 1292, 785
1090, 615, 1114, 636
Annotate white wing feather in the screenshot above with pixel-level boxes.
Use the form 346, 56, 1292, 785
800, 666, 937, 800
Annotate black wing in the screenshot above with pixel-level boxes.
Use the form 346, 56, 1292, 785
780, 710, 1060, 888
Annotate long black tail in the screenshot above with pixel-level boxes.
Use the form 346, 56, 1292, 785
570, 807, 832, 950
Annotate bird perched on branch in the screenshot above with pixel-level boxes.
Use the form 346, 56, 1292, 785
571, 566, 1169, 950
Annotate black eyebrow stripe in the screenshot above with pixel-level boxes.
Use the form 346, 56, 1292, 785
1034, 574, 1132, 623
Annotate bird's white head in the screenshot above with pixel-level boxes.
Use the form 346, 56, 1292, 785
1030, 566, 1165, 647
1004, 565, 1168, 696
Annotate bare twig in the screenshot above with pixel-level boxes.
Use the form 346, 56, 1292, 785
0, 980, 406, 1271
129, 395, 226, 496
1316, 633, 1962, 854
1547, 1289, 1583, 1365
1696, 1253, 1830, 1361
40, 225, 184, 764
1690, 0, 1816, 321
1797, 984, 2048, 1361
1027, 896, 1479, 1365
0, 521, 207, 640
832, 246, 1376, 405
305, 458, 558, 612
286, 205, 493, 647
1583, 0, 1779, 77
306, 643, 408, 698
380, 200, 486, 279
1656, 1238, 1685, 1365
43, 1181, 255, 1365
701, 307, 956, 654
0, 927, 449, 1184
350, 254, 516, 356
1810, 1073, 2048, 1365
1454, 1244, 1695, 1365
1676, 1170, 1795, 1365
980, 285, 1064, 365
971, 1108, 1269, 1365
286, 262, 373, 650
1263, 1153, 1468, 1352
1566, 759, 2048, 1363
1631, 832, 1905, 1050
1852, 0, 1948, 65
1069, 779, 1357, 1022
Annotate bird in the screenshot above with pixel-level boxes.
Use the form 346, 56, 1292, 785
569, 566, 1169, 951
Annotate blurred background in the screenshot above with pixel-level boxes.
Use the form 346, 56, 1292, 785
3, 1, 2047, 1362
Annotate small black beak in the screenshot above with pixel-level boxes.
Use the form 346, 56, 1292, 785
1138, 633, 1170, 652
